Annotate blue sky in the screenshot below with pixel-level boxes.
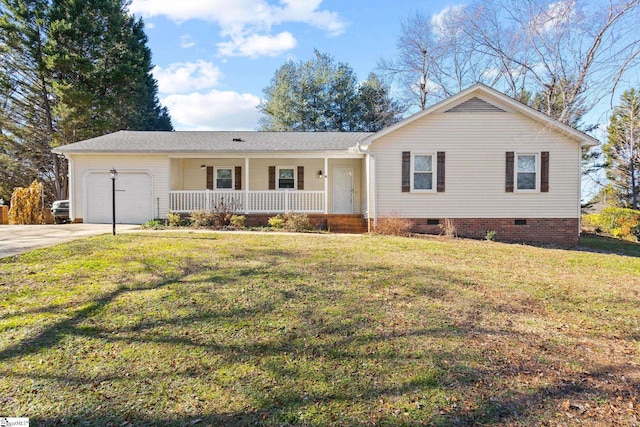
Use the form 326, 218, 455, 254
129, 0, 456, 131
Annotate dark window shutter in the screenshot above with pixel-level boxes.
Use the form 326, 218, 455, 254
234, 166, 242, 190
541, 151, 549, 192
206, 166, 213, 190
297, 166, 304, 190
268, 166, 276, 190
437, 151, 445, 192
505, 152, 514, 192
402, 151, 410, 192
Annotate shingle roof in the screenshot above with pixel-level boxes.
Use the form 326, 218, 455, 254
53, 131, 373, 153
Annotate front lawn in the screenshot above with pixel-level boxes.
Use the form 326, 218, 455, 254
0, 232, 638, 426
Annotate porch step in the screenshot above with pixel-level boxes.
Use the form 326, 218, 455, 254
326, 215, 368, 234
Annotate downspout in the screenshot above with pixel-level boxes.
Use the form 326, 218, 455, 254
373, 154, 378, 230
577, 147, 583, 240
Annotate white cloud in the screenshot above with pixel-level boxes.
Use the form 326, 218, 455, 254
273, 0, 345, 36
180, 34, 196, 48
530, 0, 576, 33
431, 5, 465, 39
129, 0, 347, 57
217, 32, 296, 58
153, 61, 223, 94
161, 90, 261, 130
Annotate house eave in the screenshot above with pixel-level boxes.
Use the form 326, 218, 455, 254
57, 149, 365, 159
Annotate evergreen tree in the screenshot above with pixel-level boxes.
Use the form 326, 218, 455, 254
0, 0, 171, 203
0, 0, 64, 201
47, 0, 172, 148
354, 73, 404, 132
259, 51, 402, 132
604, 88, 640, 209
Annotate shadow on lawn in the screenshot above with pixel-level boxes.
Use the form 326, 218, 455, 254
1, 237, 638, 426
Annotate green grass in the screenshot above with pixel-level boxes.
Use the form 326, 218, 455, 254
579, 232, 640, 257
0, 232, 638, 426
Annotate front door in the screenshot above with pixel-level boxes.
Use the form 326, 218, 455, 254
332, 168, 353, 214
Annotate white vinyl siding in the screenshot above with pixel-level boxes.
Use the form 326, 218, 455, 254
68, 153, 170, 222
368, 110, 581, 219
170, 158, 183, 190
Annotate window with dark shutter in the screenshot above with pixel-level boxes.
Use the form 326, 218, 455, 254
437, 151, 445, 192
402, 151, 410, 192
215, 168, 233, 189
297, 166, 304, 190
268, 166, 276, 190
541, 151, 549, 192
505, 152, 514, 192
206, 166, 214, 190
235, 166, 242, 190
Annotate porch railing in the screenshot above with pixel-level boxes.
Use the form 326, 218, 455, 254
170, 190, 325, 214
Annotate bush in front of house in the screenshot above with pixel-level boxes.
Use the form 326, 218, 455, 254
583, 207, 640, 240
374, 215, 412, 236
229, 214, 246, 229
190, 209, 216, 227
268, 213, 314, 232
167, 212, 183, 227
142, 219, 164, 229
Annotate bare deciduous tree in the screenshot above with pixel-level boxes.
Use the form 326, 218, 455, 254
382, 0, 640, 127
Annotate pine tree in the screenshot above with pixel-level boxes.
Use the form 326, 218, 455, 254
259, 51, 402, 132
0, 0, 65, 201
47, 0, 172, 147
0, 0, 172, 203
354, 73, 404, 132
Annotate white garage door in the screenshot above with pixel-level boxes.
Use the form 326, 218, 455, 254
85, 172, 153, 224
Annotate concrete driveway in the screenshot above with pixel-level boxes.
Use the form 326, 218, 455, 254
0, 224, 140, 258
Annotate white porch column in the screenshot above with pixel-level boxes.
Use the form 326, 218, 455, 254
324, 157, 329, 214
245, 157, 250, 214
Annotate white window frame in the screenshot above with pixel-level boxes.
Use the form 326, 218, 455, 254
214, 166, 234, 190
277, 166, 297, 190
411, 153, 436, 193
514, 153, 539, 193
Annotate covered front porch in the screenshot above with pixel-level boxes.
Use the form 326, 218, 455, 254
168, 155, 365, 215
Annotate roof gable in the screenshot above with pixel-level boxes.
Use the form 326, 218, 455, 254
360, 83, 599, 148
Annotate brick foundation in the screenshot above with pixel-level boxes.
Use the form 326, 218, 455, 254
374, 217, 580, 246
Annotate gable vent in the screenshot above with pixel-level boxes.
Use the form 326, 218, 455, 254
445, 97, 506, 113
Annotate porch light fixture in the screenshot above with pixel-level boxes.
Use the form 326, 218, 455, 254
109, 168, 117, 236
318, 170, 323, 179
